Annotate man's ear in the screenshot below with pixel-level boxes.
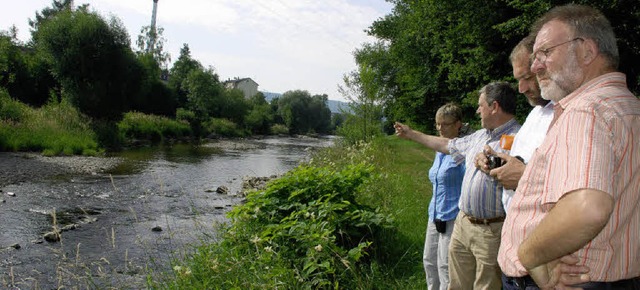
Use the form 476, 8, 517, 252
582, 38, 599, 65
492, 101, 501, 114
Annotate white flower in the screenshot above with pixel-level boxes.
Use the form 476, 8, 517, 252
264, 246, 273, 253
251, 236, 261, 244
314, 244, 323, 252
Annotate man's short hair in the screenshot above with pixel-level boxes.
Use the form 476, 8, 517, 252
509, 35, 535, 65
530, 4, 619, 69
480, 81, 517, 115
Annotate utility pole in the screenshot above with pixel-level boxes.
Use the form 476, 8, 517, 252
147, 0, 159, 53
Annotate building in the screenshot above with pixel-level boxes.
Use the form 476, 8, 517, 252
223, 77, 259, 99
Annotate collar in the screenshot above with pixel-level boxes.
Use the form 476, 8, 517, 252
557, 72, 626, 112
488, 118, 519, 138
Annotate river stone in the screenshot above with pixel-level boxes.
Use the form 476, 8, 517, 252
151, 226, 163, 232
215, 186, 229, 194
6, 192, 15, 197
10, 243, 20, 249
44, 231, 60, 242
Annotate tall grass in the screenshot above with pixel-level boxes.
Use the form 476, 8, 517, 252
152, 136, 434, 289
0, 90, 99, 155
117, 111, 191, 143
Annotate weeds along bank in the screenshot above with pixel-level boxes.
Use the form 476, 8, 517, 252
152, 137, 433, 289
0, 90, 244, 155
0, 90, 99, 156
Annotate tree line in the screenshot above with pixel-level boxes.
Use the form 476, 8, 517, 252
344, 0, 640, 136
0, 0, 337, 150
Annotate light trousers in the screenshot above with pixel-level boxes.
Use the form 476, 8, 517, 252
424, 219, 455, 290
447, 212, 503, 290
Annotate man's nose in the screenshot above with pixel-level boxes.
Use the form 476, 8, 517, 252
531, 57, 544, 74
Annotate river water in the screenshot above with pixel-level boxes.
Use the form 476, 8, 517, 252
0, 136, 334, 289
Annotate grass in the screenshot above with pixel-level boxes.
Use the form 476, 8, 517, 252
0, 91, 100, 155
117, 111, 191, 143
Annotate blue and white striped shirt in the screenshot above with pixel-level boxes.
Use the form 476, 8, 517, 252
448, 118, 521, 219
428, 152, 465, 222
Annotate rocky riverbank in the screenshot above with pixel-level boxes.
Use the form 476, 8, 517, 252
0, 152, 123, 188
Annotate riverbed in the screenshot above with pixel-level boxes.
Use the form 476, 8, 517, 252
0, 136, 334, 289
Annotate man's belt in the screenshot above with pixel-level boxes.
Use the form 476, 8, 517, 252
465, 214, 505, 225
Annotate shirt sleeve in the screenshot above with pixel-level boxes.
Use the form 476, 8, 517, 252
542, 108, 615, 204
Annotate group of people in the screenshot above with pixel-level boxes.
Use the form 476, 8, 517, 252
395, 4, 640, 289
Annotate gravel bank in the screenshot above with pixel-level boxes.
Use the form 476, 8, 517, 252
0, 152, 122, 188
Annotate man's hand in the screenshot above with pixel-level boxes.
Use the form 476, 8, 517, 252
489, 152, 526, 190
528, 254, 590, 290
474, 151, 491, 174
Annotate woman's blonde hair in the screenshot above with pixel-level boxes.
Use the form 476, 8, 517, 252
435, 102, 462, 122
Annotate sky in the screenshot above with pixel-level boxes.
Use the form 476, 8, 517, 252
0, 0, 393, 102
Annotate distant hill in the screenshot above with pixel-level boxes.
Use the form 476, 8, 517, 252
261, 91, 349, 114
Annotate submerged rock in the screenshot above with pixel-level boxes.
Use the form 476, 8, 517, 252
215, 186, 229, 194
239, 175, 280, 196
43, 231, 60, 242
151, 226, 163, 232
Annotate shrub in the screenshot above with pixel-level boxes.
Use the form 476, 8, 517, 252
161, 162, 393, 289
204, 118, 245, 137
270, 123, 289, 135
117, 111, 191, 143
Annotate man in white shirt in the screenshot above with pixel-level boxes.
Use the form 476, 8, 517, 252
475, 36, 554, 210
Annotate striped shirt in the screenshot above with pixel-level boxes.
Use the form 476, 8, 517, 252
428, 152, 465, 221
498, 72, 640, 281
448, 118, 521, 219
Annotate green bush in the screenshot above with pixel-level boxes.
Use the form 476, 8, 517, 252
0, 90, 28, 122
270, 123, 289, 135
117, 111, 191, 143
159, 162, 393, 289
204, 117, 245, 137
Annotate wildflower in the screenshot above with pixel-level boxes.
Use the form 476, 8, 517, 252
264, 246, 273, 253
251, 236, 261, 244
314, 244, 323, 252
173, 265, 182, 272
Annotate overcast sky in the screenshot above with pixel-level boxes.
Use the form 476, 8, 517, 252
0, 0, 393, 102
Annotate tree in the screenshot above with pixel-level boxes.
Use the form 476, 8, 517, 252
277, 90, 332, 135
169, 44, 202, 109
136, 25, 171, 70
34, 9, 144, 120
360, 0, 640, 131
245, 92, 274, 135
219, 89, 250, 125
28, 0, 73, 32
337, 67, 383, 143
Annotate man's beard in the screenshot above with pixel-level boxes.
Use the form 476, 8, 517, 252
540, 50, 582, 102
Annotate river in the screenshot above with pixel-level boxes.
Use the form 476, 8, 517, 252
0, 136, 335, 289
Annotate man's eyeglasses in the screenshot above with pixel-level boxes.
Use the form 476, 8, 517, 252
530, 37, 583, 64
